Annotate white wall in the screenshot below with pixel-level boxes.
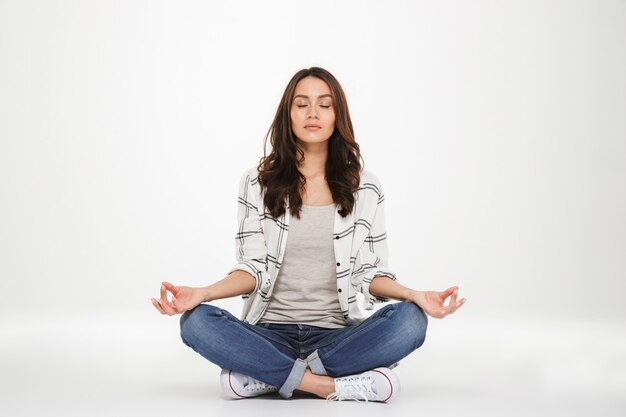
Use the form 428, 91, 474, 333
1, 0, 624, 322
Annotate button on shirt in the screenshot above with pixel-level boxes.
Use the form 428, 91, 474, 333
228, 166, 398, 325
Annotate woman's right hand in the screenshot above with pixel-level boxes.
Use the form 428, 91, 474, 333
151, 281, 205, 316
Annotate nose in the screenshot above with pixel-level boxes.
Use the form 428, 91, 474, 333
307, 108, 319, 119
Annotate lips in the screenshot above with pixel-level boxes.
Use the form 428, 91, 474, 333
304, 124, 321, 130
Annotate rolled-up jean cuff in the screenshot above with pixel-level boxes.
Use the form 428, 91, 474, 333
278, 358, 308, 398
306, 350, 327, 376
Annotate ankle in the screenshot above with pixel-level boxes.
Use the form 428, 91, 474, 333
297, 370, 335, 398
314, 378, 335, 398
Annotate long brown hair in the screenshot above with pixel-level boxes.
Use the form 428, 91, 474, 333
257, 67, 363, 220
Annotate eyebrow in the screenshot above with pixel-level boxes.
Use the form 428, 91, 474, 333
293, 94, 333, 100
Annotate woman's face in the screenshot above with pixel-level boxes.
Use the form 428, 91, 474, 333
290, 76, 336, 145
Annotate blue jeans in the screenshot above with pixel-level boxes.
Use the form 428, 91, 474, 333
179, 301, 428, 398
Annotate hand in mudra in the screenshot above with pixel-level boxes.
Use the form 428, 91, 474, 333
413, 286, 466, 319
151, 281, 203, 316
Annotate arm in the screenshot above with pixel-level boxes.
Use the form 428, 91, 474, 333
369, 275, 466, 319
203, 269, 256, 301
352, 177, 399, 308
151, 270, 256, 316
226, 169, 269, 295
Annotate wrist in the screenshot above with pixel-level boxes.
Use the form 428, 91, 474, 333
199, 286, 214, 303
407, 289, 422, 304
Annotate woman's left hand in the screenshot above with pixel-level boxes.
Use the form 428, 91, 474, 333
411, 286, 466, 319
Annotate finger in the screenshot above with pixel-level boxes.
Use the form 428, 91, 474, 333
151, 298, 164, 314
158, 297, 177, 315
162, 281, 177, 295
151, 298, 167, 315
441, 286, 458, 300
445, 297, 467, 315
171, 295, 179, 311
160, 284, 174, 309
158, 285, 177, 314
449, 288, 458, 306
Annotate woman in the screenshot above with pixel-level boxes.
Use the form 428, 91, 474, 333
151, 67, 466, 402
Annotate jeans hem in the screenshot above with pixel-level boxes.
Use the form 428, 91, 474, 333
278, 358, 307, 398
306, 350, 328, 376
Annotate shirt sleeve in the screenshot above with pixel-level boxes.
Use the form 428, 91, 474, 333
351, 179, 398, 309
227, 169, 268, 296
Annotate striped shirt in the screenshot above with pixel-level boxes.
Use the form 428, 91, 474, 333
228, 166, 398, 325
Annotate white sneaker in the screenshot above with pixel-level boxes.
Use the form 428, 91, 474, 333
327, 367, 400, 403
220, 369, 278, 399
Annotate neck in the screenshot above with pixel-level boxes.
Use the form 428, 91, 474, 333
297, 140, 328, 178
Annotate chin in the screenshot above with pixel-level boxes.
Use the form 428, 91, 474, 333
297, 132, 332, 142
297, 138, 331, 145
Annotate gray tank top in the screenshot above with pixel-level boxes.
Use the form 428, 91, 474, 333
259, 203, 348, 328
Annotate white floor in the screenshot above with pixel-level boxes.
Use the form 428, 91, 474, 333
1, 309, 625, 417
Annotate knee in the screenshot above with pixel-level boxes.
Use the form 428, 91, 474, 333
179, 304, 222, 347
396, 302, 428, 349
179, 305, 201, 346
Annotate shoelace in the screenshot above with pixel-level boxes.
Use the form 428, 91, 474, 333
326, 375, 375, 403
245, 377, 275, 392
